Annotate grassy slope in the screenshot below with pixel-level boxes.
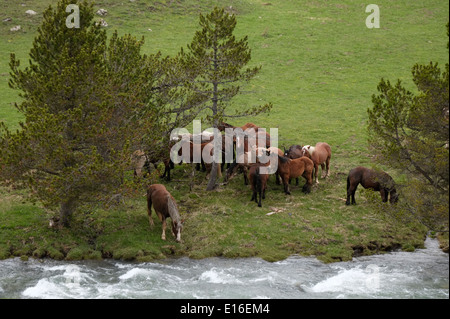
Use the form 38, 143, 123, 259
0, 0, 448, 262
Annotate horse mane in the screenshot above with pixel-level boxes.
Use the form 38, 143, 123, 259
167, 195, 181, 224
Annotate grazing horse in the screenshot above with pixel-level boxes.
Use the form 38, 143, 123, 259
147, 184, 184, 242
249, 163, 270, 207
346, 167, 399, 205
276, 155, 314, 195
132, 150, 149, 178
302, 142, 331, 184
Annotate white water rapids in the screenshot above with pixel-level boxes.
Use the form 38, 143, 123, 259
0, 237, 448, 299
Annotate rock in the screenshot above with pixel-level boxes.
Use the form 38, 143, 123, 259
3, 17, 12, 22
25, 10, 37, 16
96, 8, 108, 16
10, 25, 21, 32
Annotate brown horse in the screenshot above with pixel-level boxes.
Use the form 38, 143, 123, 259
302, 142, 331, 184
218, 122, 260, 132
249, 163, 270, 207
219, 122, 271, 148
284, 144, 303, 159
346, 166, 399, 205
283, 145, 303, 185
147, 184, 184, 242
276, 155, 314, 195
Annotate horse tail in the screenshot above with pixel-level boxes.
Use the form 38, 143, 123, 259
347, 175, 350, 191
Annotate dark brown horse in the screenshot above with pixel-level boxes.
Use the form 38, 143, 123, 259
249, 163, 270, 207
147, 184, 184, 242
346, 166, 399, 205
276, 155, 314, 195
284, 144, 303, 159
302, 142, 331, 184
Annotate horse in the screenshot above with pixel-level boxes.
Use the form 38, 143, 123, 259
218, 122, 271, 149
249, 163, 270, 207
225, 150, 255, 184
276, 155, 314, 195
346, 166, 399, 205
131, 148, 174, 181
255, 146, 283, 184
147, 184, 184, 242
284, 144, 303, 159
283, 145, 303, 185
218, 122, 260, 132
132, 150, 149, 178
302, 142, 331, 184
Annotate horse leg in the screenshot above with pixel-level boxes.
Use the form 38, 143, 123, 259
346, 178, 357, 205
251, 189, 257, 202
320, 163, 326, 179
380, 189, 388, 202
302, 171, 312, 194
161, 218, 167, 240
147, 198, 155, 227
258, 188, 262, 207
244, 166, 249, 185
325, 158, 330, 178
262, 183, 266, 199
282, 175, 291, 195
349, 183, 358, 205
314, 163, 319, 184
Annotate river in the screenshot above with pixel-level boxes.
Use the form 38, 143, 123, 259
0, 237, 448, 299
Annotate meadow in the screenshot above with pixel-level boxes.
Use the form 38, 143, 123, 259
0, 0, 448, 262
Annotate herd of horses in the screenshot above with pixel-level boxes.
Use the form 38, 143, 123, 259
141, 122, 398, 243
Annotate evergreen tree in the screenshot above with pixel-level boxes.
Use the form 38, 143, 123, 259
367, 23, 449, 232
181, 7, 272, 190
0, 0, 162, 227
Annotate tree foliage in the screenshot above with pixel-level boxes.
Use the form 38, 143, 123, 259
0, 0, 165, 226
367, 23, 449, 232
181, 7, 272, 190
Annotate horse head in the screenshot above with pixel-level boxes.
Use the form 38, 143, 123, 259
255, 147, 271, 164
172, 219, 184, 243
225, 161, 239, 181
301, 145, 312, 157
389, 189, 399, 204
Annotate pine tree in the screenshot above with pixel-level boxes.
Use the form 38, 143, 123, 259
181, 7, 272, 190
367, 23, 449, 232
0, 0, 162, 227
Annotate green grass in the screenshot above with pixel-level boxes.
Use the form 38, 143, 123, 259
0, 0, 448, 262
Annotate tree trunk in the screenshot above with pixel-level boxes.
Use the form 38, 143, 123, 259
59, 198, 76, 228
206, 43, 219, 192
206, 161, 218, 190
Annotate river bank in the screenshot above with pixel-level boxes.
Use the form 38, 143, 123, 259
1, 176, 444, 264
1, 236, 448, 299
